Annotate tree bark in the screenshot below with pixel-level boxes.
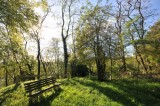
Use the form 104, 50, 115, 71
96, 51, 106, 81
5, 70, 8, 86
108, 40, 113, 80
40, 55, 47, 75
62, 38, 68, 77
37, 40, 41, 79
60, 0, 73, 78
122, 46, 126, 72
94, 33, 105, 81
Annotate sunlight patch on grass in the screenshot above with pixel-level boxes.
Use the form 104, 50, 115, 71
50, 78, 121, 106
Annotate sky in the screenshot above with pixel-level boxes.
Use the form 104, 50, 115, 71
27, 0, 160, 56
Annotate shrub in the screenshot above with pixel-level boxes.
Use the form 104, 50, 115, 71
71, 64, 89, 77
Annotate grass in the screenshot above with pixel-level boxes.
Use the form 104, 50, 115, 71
0, 78, 160, 106
0, 83, 29, 106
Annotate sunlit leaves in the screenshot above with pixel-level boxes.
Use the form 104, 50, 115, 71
144, 20, 160, 68
0, 0, 38, 32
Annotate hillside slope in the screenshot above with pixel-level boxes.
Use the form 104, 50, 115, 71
0, 78, 160, 106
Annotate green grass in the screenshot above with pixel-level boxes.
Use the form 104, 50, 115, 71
0, 83, 29, 106
0, 78, 160, 106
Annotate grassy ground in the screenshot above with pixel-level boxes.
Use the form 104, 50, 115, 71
0, 78, 160, 106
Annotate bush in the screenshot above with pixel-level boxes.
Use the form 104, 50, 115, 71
71, 64, 89, 77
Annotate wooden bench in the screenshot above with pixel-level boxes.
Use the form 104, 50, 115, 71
24, 77, 61, 97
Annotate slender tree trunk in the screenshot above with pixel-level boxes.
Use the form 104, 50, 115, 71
3, 59, 8, 86
115, 0, 127, 72
128, 27, 148, 73
134, 44, 148, 73
137, 52, 148, 73
125, 0, 148, 73
37, 40, 41, 79
62, 38, 68, 78
108, 43, 113, 80
60, 0, 73, 78
5, 70, 8, 86
122, 46, 126, 72
40, 55, 47, 75
110, 57, 113, 80
13, 54, 23, 75
135, 54, 140, 72
26, 64, 32, 74
147, 59, 152, 71
61, 4, 67, 78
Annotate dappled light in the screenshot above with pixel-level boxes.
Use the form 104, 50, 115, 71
0, 0, 160, 105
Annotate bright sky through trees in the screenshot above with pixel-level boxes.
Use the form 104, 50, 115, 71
27, 0, 160, 56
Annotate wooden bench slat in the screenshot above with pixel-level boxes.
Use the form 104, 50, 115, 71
25, 82, 54, 93
24, 79, 54, 89
25, 82, 53, 91
24, 77, 61, 97
28, 84, 61, 97
24, 77, 55, 86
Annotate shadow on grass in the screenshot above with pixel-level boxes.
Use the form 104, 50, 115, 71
0, 84, 19, 105
73, 79, 160, 106
111, 80, 160, 106
31, 88, 63, 106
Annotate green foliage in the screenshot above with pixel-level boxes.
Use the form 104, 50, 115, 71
72, 64, 89, 77
36, 0, 48, 11
76, 0, 112, 81
0, 0, 38, 32
0, 0, 42, 86
140, 20, 160, 72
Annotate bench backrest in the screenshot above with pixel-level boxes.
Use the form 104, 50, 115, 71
24, 77, 56, 93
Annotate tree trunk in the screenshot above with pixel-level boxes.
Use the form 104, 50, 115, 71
108, 43, 113, 80
62, 38, 68, 78
26, 64, 32, 74
96, 55, 106, 81
95, 42, 105, 81
5, 70, 8, 86
128, 27, 148, 73
37, 40, 41, 79
3, 59, 8, 86
115, 0, 127, 72
122, 46, 126, 72
138, 52, 148, 73
135, 54, 140, 72
40, 55, 47, 75
13, 54, 23, 76
135, 44, 148, 73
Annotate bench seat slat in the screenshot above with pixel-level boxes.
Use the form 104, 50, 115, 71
25, 83, 54, 93
24, 78, 56, 86
24, 80, 55, 89
24, 77, 61, 97
28, 84, 61, 97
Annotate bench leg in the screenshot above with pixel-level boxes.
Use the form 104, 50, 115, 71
54, 85, 61, 92
29, 96, 38, 105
